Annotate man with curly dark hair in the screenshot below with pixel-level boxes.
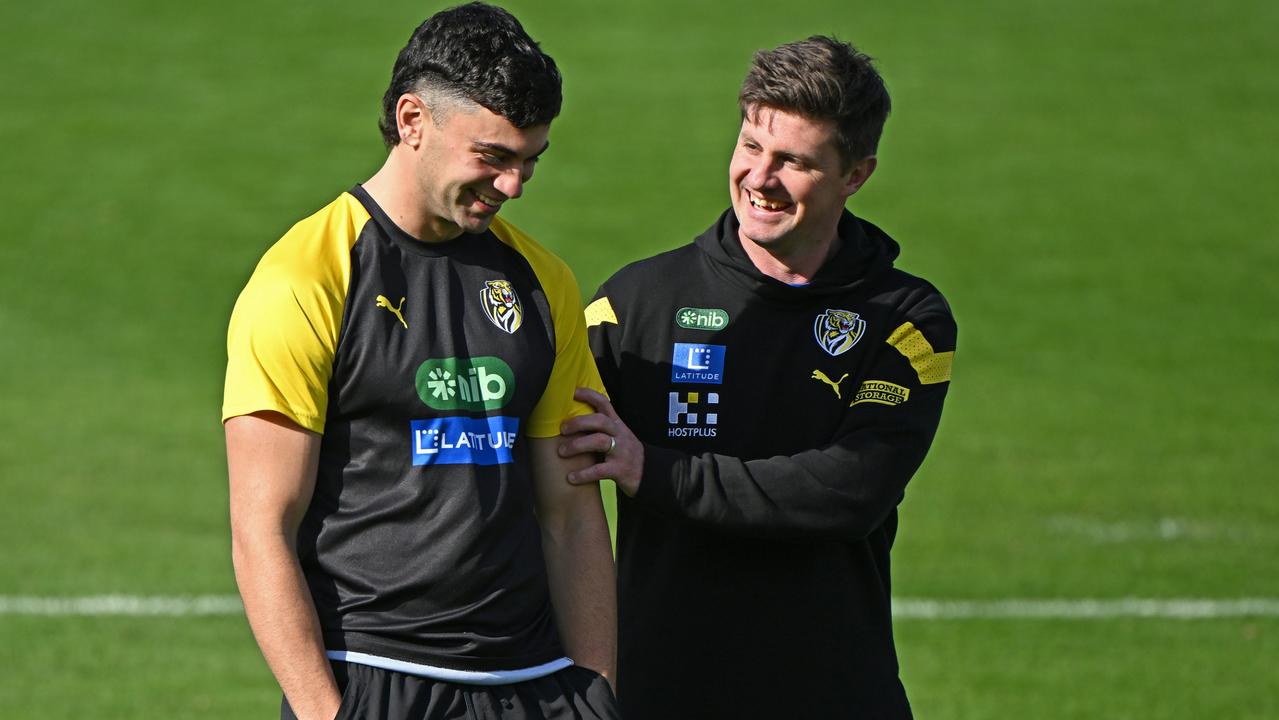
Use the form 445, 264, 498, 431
224, 5, 617, 718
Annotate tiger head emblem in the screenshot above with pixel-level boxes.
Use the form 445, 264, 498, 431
813, 308, 866, 357
481, 279, 523, 334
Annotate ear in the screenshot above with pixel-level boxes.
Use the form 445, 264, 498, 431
395, 94, 431, 149
842, 156, 878, 198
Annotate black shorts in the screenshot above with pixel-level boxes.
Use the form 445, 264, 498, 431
281, 661, 620, 720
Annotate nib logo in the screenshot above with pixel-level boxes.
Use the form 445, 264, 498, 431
416, 357, 515, 411
675, 307, 729, 331
424, 367, 458, 400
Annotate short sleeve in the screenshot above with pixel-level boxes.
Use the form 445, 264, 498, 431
488, 218, 605, 438
221, 194, 365, 433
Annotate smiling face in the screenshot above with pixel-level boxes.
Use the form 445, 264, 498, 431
729, 105, 874, 273
412, 99, 550, 241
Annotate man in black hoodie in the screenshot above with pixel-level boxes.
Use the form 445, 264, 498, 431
559, 36, 956, 718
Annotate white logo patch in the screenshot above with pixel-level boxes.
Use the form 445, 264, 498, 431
813, 309, 866, 357
481, 279, 523, 334
667, 391, 719, 438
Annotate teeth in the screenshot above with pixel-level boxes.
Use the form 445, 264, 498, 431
750, 196, 787, 211
476, 192, 502, 208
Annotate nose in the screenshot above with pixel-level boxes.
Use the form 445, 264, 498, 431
493, 167, 524, 200
742, 158, 778, 190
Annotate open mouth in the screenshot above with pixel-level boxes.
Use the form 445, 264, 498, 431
472, 190, 504, 210
748, 192, 790, 212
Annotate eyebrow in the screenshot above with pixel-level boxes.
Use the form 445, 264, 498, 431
473, 140, 551, 161
738, 134, 818, 167
778, 150, 814, 166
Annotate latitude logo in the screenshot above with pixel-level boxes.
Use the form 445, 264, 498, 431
415, 357, 515, 411
671, 343, 726, 384
411, 416, 520, 466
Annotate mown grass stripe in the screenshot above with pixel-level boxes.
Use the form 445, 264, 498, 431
4, 596, 1279, 618
893, 598, 1279, 619
0, 595, 244, 616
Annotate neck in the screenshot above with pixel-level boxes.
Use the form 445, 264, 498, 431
362, 151, 459, 243
738, 230, 841, 285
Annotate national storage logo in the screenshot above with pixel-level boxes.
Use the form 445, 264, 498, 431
851, 380, 910, 407
416, 357, 515, 411
675, 307, 729, 331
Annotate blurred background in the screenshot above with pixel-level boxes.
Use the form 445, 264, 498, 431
1, 0, 1276, 717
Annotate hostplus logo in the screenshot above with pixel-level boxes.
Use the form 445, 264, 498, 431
416, 357, 515, 411
667, 391, 718, 438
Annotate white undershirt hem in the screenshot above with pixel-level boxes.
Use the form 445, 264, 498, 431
326, 650, 573, 686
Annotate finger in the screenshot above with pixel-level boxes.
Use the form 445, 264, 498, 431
557, 432, 612, 458
573, 387, 617, 419
560, 412, 612, 436
567, 461, 616, 485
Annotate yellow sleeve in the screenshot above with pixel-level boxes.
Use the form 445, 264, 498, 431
221, 194, 367, 433
490, 218, 605, 438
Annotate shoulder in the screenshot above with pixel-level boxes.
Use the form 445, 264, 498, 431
881, 269, 952, 315
488, 216, 568, 275
875, 268, 957, 354
488, 216, 576, 288
599, 242, 702, 296
486, 217, 588, 334
251, 192, 371, 290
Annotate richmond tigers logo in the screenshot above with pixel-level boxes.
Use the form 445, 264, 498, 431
481, 279, 523, 334
813, 309, 866, 356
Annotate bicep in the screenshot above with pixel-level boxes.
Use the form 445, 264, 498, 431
226, 411, 322, 541
528, 437, 600, 529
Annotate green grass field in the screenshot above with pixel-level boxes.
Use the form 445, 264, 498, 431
2, 0, 1277, 717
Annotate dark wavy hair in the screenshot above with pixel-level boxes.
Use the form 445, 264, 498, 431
378, 2, 562, 147
739, 36, 891, 169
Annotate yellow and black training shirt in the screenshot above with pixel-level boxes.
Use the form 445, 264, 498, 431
223, 185, 603, 682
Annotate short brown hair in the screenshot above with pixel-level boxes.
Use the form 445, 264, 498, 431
739, 36, 890, 169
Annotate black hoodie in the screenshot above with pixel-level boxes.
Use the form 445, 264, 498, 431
588, 208, 956, 719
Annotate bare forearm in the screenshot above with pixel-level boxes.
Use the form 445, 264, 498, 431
232, 533, 341, 720
540, 500, 617, 684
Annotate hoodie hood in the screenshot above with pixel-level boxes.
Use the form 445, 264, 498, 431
694, 207, 900, 304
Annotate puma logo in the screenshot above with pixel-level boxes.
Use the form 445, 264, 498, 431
376, 295, 408, 329
811, 369, 849, 398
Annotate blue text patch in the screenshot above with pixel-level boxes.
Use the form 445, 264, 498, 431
671, 343, 726, 384
410, 416, 520, 466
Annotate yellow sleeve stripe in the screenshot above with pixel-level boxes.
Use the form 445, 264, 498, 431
486, 216, 607, 437
584, 297, 618, 327
887, 322, 953, 385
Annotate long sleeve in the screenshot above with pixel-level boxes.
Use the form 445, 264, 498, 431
633, 309, 955, 542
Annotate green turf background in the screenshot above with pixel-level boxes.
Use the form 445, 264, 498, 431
2, 0, 1277, 717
